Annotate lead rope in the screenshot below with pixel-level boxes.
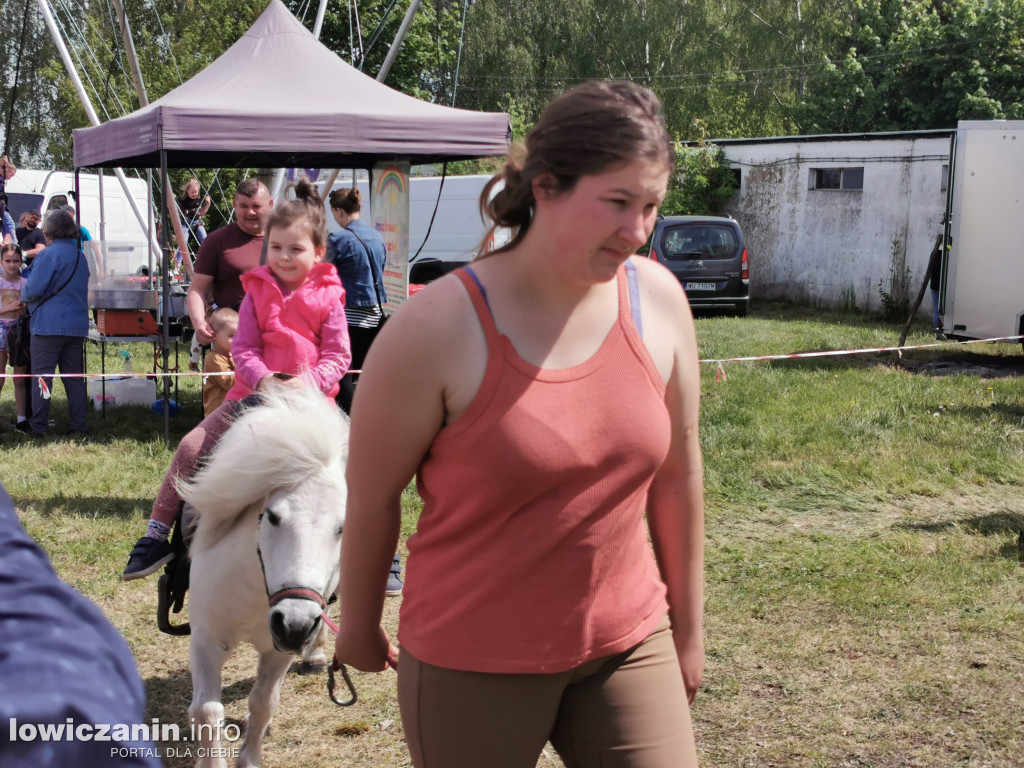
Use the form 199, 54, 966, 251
320, 612, 357, 706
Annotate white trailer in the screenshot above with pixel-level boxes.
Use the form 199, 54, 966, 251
941, 121, 1024, 341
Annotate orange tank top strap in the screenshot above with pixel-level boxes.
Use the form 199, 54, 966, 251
454, 266, 500, 345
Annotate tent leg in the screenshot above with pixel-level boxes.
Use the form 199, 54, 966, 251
159, 151, 171, 445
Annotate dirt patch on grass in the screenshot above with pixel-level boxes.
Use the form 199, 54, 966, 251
900, 350, 1024, 379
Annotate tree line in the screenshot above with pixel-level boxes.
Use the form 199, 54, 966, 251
0, 0, 1020, 171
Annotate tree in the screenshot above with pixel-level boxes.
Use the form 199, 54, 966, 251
288, 0, 465, 102
454, 0, 856, 141
0, 0, 61, 165
794, 0, 1024, 133
662, 141, 739, 216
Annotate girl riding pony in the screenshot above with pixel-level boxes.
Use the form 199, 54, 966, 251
123, 179, 351, 579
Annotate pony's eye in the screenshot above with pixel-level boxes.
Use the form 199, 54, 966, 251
265, 510, 281, 526
336, 525, 344, 537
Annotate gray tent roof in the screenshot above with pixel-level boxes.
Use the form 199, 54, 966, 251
73, 0, 510, 169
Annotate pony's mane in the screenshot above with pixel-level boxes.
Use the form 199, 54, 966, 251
180, 386, 348, 552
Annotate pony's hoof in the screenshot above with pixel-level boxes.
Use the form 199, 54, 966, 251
296, 660, 326, 675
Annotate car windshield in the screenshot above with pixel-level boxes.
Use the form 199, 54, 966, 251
659, 224, 738, 261
5, 193, 45, 222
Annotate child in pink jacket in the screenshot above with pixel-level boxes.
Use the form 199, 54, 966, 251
123, 179, 351, 579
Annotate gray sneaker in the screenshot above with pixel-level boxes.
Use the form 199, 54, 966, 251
386, 554, 403, 597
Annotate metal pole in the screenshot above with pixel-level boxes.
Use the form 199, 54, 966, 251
320, 169, 340, 199
110, 0, 148, 106
159, 150, 171, 442
377, 0, 423, 84
36, 0, 161, 257
313, 0, 329, 39
146, 169, 154, 279
97, 167, 107, 276
452, 0, 468, 106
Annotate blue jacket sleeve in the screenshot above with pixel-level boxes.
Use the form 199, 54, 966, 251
20, 251, 59, 307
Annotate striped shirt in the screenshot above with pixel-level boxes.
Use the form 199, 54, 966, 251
346, 304, 383, 329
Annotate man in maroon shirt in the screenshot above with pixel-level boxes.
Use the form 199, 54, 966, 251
186, 178, 272, 344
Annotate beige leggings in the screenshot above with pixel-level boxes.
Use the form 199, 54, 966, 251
398, 616, 697, 768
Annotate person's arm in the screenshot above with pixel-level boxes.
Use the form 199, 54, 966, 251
642, 262, 706, 705
2, 210, 15, 241
231, 294, 274, 390
299, 299, 352, 393
186, 272, 215, 344
334, 277, 469, 672
199, 196, 211, 216
21, 252, 57, 305
87, 240, 103, 279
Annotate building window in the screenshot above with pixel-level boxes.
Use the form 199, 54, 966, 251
810, 167, 864, 190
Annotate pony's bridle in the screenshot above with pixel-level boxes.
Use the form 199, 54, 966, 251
255, 510, 357, 707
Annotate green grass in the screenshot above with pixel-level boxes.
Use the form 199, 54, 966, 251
3, 307, 1024, 767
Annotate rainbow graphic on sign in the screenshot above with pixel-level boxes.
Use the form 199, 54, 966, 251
375, 167, 407, 206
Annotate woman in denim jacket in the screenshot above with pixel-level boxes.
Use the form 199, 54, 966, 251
21, 209, 90, 436
328, 187, 388, 415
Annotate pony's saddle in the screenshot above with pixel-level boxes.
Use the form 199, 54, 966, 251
156, 505, 195, 636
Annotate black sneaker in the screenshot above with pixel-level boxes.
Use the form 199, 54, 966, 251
15, 421, 29, 433
122, 536, 174, 581
386, 554, 403, 597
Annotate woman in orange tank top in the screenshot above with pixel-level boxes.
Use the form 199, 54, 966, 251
335, 81, 705, 768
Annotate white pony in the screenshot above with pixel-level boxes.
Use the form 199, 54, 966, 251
179, 386, 348, 768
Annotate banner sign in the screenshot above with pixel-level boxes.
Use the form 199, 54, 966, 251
370, 161, 410, 311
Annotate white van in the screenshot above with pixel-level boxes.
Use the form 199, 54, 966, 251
324, 173, 507, 284
5, 169, 156, 276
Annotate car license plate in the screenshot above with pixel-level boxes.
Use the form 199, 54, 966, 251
684, 282, 716, 291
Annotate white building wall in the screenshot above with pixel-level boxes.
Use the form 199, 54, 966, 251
718, 135, 950, 312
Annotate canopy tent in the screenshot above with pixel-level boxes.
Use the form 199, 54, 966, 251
72, 0, 510, 169
69, 0, 509, 443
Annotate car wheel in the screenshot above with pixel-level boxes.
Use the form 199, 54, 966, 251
733, 304, 747, 318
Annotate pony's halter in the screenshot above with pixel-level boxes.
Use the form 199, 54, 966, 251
254, 509, 358, 707
255, 510, 332, 613
267, 586, 326, 610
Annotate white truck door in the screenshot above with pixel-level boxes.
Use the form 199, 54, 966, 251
945, 120, 1024, 340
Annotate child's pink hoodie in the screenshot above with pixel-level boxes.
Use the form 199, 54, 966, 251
227, 262, 351, 401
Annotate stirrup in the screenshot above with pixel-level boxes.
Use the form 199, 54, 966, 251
157, 572, 191, 636
156, 515, 192, 636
